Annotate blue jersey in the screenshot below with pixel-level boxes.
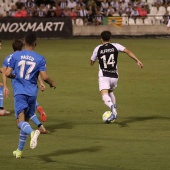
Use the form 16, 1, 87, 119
8, 49, 46, 97
3, 54, 13, 68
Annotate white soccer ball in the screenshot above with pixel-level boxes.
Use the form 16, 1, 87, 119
102, 111, 115, 123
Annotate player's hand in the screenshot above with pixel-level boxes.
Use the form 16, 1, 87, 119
50, 82, 56, 89
40, 84, 46, 92
137, 61, 143, 68
4, 87, 9, 98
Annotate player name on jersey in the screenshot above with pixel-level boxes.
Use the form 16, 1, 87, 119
100, 48, 115, 54
21, 55, 34, 61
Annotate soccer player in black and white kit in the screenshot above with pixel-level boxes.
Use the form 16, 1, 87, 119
90, 31, 143, 121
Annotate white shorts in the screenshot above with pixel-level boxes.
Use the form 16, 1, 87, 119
98, 76, 118, 91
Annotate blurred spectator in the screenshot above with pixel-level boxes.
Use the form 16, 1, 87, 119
70, 7, 78, 24
110, 0, 119, 11
59, 0, 67, 10
75, 2, 81, 12
31, 6, 39, 17
131, 6, 139, 20
21, 0, 27, 5
63, 6, 71, 17
55, 4, 64, 17
117, 1, 126, 16
101, 0, 109, 14
15, 0, 24, 9
79, 0, 86, 7
87, 0, 97, 16
0, 5, 5, 17
94, 10, 103, 25
37, 4, 47, 17
14, 8, 22, 17
79, 5, 88, 18
20, 6, 28, 17
107, 5, 115, 16
46, 3, 56, 17
86, 9, 95, 25
154, 0, 163, 7
124, 3, 133, 17
138, 5, 147, 19
95, 0, 102, 7
67, 0, 77, 9
8, 5, 16, 17
35, 0, 55, 6
121, 0, 128, 9
25, 0, 36, 9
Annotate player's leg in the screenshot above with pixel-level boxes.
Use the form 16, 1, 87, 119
13, 129, 27, 158
101, 90, 113, 108
30, 114, 47, 134
13, 111, 34, 158
36, 101, 47, 122
13, 95, 40, 158
109, 78, 118, 117
99, 77, 117, 119
0, 85, 10, 116
27, 97, 41, 149
99, 77, 113, 108
109, 90, 117, 116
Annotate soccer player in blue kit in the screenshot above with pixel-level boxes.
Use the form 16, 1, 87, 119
2, 39, 47, 134
5, 33, 56, 158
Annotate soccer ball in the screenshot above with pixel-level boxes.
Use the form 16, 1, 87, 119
102, 111, 115, 123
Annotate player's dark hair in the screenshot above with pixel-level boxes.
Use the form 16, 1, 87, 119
25, 32, 37, 46
12, 39, 24, 52
101, 31, 111, 41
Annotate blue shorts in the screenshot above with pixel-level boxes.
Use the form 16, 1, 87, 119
14, 94, 37, 119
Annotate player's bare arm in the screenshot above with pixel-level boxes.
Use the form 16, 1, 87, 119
90, 60, 95, 66
2, 67, 9, 98
124, 48, 143, 68
38, 75, 46, 92
40, 71, 56, 89
5, 67, 15, 79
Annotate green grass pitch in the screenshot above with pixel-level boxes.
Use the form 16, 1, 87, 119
0, 38, 170, 170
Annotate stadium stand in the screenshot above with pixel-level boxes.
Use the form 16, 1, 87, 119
0, 0, 169, 26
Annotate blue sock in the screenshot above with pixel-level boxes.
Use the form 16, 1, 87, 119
18, 121, 33, 135
30, 114, 41, 127
18, 130, 27, 151
0, 86, 4, 108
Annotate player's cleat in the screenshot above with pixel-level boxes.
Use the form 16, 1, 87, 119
37, 106, 47, 122
39, 125, 47, 134
111, 105, 117, 120
13, 149, 23, 158
30, 130, 40, 149
0, 109, 10, 116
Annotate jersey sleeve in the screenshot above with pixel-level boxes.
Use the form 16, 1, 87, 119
112, 43, 126, 52
3, 54, 13, 68
39, 57, 46, 71
8, 53, 16, 69
91, 45, 100, 61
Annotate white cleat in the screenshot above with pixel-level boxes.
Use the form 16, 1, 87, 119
111, 105, 117, 119
30, 130, 40, 149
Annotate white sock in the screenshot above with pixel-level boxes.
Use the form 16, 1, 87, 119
102, 94, 113, 109
109, 91, 116, 107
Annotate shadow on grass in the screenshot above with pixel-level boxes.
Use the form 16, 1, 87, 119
44, 122, 74, 134
115, 115, 170, 127
38, 146, 101, 163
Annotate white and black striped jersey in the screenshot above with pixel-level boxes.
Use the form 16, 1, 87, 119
91, 43, 125, 78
